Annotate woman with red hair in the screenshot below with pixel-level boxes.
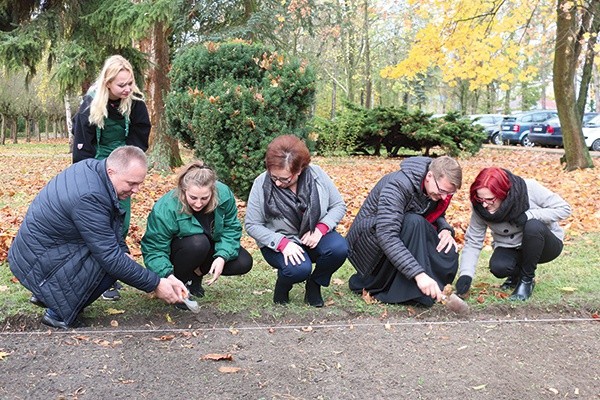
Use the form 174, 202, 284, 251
455, 167, 571, 300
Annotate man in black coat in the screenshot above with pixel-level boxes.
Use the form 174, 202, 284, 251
347, 156, 462, 305
8, 146, 187, 329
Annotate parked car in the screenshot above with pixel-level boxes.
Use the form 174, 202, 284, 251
500, 110, 558, 146
529, 117, 562, 147
583, 112, 599, 125
529, 112, 599, 148
469, 114, 504, 144
582, 114, 600, 151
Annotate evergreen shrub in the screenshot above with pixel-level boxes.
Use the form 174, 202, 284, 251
313, 104, 485, 157
166, 41, 316, 200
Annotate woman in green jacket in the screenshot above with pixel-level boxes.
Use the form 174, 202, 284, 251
142, 161, 252, 307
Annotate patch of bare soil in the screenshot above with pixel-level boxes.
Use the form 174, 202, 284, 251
1, 305, 599, 399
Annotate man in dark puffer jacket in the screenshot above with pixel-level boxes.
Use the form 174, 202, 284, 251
8, 146, 187, 329
347, 156, 462, 306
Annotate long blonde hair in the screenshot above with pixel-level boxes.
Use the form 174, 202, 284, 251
176, 161, 219, 214
88, 55, 145, 128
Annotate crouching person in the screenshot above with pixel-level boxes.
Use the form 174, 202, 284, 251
347, 156, 463, 306
8, 146, 187, 329
245, 135, 348, 307
141, 161, 253, 310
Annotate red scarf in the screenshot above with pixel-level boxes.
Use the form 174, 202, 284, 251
425, 194, 452, 226
421, 178, 452, 226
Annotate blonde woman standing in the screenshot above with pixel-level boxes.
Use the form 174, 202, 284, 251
71, 54, 151, 301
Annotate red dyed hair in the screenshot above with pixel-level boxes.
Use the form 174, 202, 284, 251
469, 167, 511, 203
265, 135, 311, 174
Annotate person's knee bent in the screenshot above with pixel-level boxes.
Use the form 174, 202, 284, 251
171, 234, 212, 277
280, 260, 312, 283
229, 248, 253, 275
323, 233, 349, 262
402, 213, 427, 230
489, 258, 516, 278
522, 219, 546, 238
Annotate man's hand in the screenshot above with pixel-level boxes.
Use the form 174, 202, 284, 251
301, 230, 323, 249
154, 275, 188, 303
414, 272, 443, 301
206, 257, 225, 286
282, 242, 306, 266
436, 229, 457, 253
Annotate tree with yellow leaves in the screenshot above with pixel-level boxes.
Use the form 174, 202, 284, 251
381, 0, 554, 109
383, 0, 600, 170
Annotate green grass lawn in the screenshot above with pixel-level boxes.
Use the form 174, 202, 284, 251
2, 232, 599, 324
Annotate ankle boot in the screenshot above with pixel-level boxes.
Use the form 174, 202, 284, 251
304, 278, 324, 307
187, 277, 205, 298
509, 277, 535, 301
500, 274, 520, 290
273, 279, 293, 304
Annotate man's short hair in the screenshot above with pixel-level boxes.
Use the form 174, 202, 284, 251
106, 146, 147, 171
429, 156, 462, 189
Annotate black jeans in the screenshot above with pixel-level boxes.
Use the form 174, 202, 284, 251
170, 234, 253, 283
489, 219, 563, 280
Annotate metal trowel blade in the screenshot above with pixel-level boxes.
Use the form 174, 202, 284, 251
182, 297, 201, 313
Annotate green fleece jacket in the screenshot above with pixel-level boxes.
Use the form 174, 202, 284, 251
141, 182, 242, 278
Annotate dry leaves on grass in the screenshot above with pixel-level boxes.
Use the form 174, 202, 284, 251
1, 145, 599, 262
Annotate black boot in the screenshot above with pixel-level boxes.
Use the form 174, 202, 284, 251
30, 295, 47, 308
304, 278, 324, 307
273, 279, 293, 304
500, 274, 520, 290
509, 277, 535, 301
187, 277, 205, 298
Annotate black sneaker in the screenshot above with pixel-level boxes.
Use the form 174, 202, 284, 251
187, 279, 205, 298
101, 282, 122, 301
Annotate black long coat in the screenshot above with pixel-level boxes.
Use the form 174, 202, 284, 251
346, 157, 453, 278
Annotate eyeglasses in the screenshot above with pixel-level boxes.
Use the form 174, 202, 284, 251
475, 195, 497, 205
270, 173, 294, 184
432, 174, 456, 196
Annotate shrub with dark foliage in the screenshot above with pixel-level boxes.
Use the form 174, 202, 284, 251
315, 104, 485, 157
166, 41, 316, 200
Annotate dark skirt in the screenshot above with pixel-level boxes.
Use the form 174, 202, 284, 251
349, 214, 458, 306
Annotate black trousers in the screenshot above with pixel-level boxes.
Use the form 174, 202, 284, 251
489, 219, 563, 280
170, 234, 253, 283
349, 213, 458, 306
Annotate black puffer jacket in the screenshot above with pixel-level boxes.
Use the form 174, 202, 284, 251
8, 159, 159, 324
346, 157, 453, 277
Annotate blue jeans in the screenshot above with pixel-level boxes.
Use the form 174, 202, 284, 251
260, 230, 348, 287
